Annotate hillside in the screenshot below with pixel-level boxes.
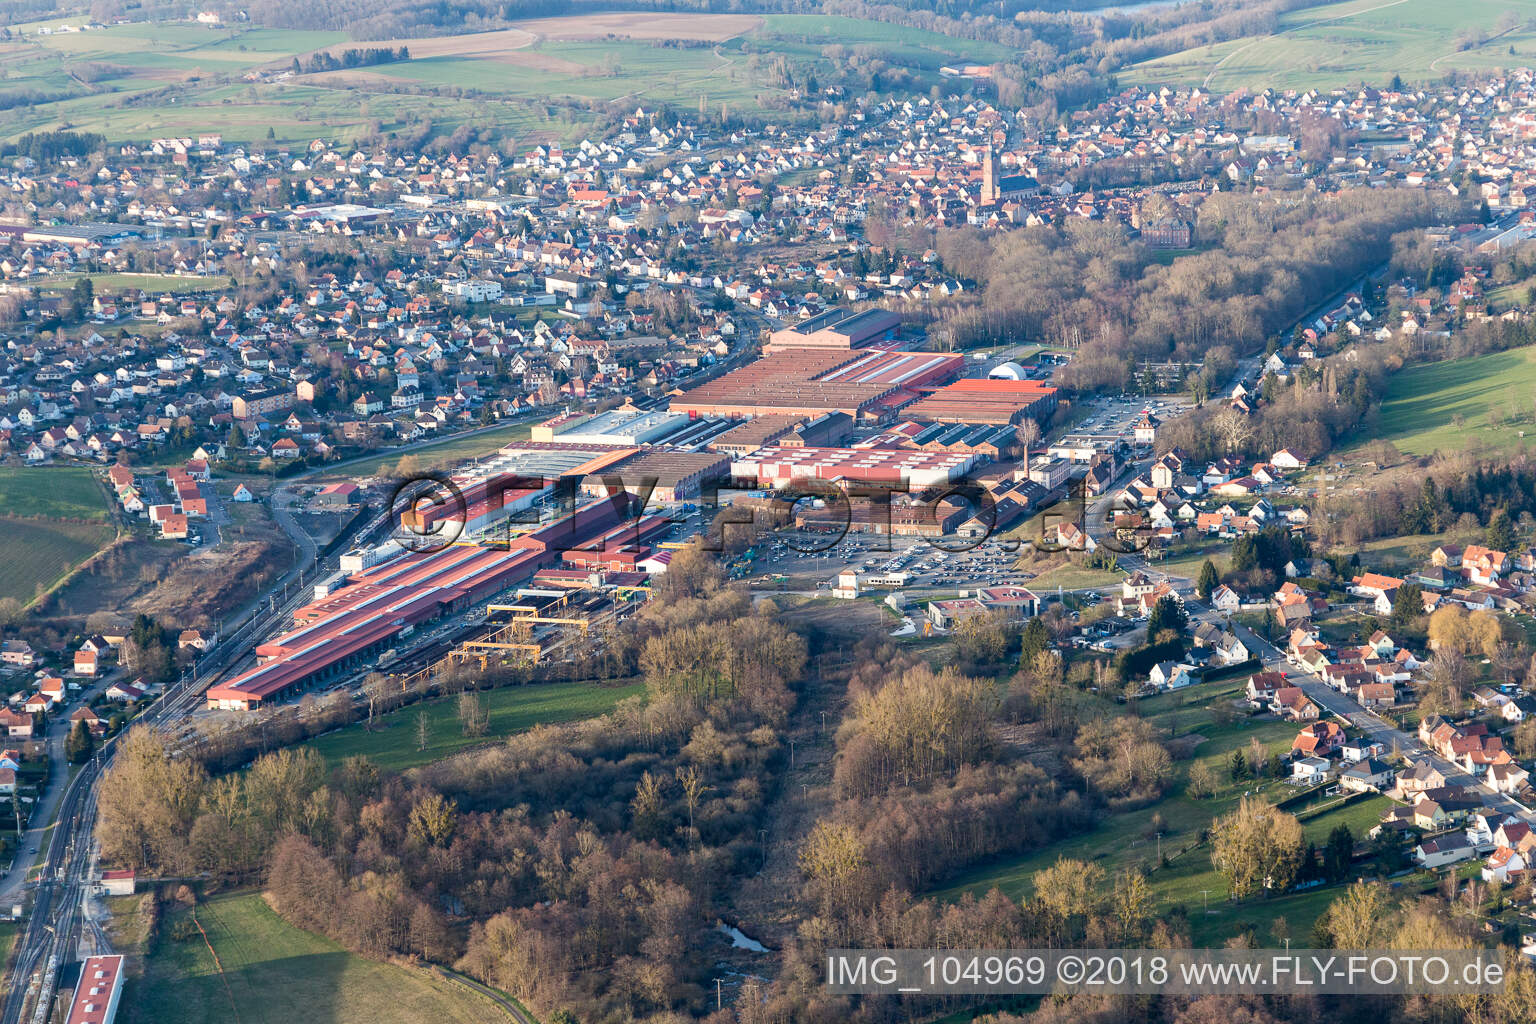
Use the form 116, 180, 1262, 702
1123, 0, 1536, 92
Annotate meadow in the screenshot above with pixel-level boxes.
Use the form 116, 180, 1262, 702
0, 12, 1013, 148
0, 467, 108, 520
1124, 0, 1536, 92
305, 680, 644, 771
122, 891, 509, 1024
932, 678, 1394, 946
1355, 344, 1536, 457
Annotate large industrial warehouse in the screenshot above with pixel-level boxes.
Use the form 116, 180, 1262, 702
576, 448, 733, 503
899, 378, 1060, 425
764, 307, 902, 352
205, 498, 647, 710
731, 445, 983, 489
670, 348, 963, 419
400, 442, 639, 538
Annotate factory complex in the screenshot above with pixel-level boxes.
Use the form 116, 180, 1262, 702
204, 496, 669, 710
669, 337, 1057, 427
731, 445, 985, 490
668, 348, 968, 420
202, 324, 1074, 712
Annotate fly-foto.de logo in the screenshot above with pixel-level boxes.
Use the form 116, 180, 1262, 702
385, 470, 1153, 557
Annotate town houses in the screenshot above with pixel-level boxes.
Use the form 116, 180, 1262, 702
11, 66, 1536, 471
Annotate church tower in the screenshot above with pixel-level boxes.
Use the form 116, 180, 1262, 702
981, 146, 998, 205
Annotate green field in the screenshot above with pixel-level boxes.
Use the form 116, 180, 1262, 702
123, 891, 509, 1024
1358, 344, 1536, 457
305, 681, 643, 771
0, 467, 108, 520
320, 419, 535, 481
1124, 0, 1536, 92
27, 272, 223, 296
1024, 562, 1125, 592
355, 14, 1011, 114
0, 468, 114, 605
0, 14, 1015, 147
1149, 547, 1229, 582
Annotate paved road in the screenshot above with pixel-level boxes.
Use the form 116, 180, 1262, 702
1213, 608, 1533, 821
0, 749, 104, 1024
1121, 562, 1536, 825
199, 478, 230, 548
0, 665, 131, 905
0, 720, 67, 904
0, 560, 328, 1021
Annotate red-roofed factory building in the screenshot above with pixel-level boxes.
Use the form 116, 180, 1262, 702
205, 496, 644, 710
900, 378, 1059, 425
670, 348, 963, 420
65, 955, 123, 1024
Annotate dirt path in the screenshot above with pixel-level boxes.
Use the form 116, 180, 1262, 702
611, 47, 739, 104
1429, 23, 1521, 72
1201, 0, 1413, 89
725, 603, 881, 946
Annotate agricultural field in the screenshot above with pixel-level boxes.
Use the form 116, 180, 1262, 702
347, 13, 1011, 119
0, 12, 1013, 148
1352, 344, 1536, 457
305, 680, 644, 771
122, 891, 508, 1024
0, 467, 109, 520
1124, 0, 1536, 93
0, 468, 115, 606
0, 517, 115, 606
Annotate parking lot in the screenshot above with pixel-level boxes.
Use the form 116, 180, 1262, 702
1058, 394, 1193, 447
745, 531, 1041, 593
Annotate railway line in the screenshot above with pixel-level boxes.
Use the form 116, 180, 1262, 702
0, 508, 351, 1019
0, 480, 634, 1019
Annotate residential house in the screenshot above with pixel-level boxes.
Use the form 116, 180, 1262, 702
1292, 755, 1333, 785
1415, 833, 1475, 869
1292, 720, 1345, 756
0, 709, 34, 738
1340, 757, 1395, 793
1272, 686, 1320, 721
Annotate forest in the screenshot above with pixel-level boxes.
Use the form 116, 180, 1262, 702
923, 190, 1461, 391
90, 518, 1536, 1024
295, 46, 411, 74
98, 545, 811, 1023
0, 130, 105, 162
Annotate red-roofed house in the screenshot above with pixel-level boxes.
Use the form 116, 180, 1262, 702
74, 648, 98, 676
1292, 720, 1345, 755
1272, 687, 1320, 721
